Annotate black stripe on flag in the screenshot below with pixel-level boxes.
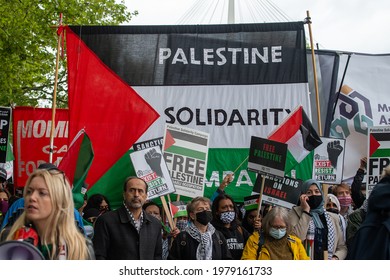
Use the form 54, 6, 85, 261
69, 22, 307, 86
371, 133, 390, 142
168, 129, 208, 146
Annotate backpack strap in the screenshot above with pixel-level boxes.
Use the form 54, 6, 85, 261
237, 225, 243, 236
256, 231, 265, 260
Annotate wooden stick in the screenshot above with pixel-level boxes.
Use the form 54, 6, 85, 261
160, 195, 174, 230
306, 11, 322, 137
256, 175, 266, 218
233, 155, 249, 173
49, 14, 63, 163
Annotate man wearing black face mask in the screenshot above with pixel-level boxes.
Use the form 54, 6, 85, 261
168, 196, 232, 260
288, 179, 347, 260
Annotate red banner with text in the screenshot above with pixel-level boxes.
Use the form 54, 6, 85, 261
12, 107, 69, 187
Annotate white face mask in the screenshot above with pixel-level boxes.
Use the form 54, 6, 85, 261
220, 211, 235, 224
269, 227, 286, 239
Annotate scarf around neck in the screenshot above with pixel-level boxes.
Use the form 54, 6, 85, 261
185, 221, 215, 260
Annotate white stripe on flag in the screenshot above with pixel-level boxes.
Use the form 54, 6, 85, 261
379, 141, 390, 149
287, 130, 310, 163
173, 138, 208, 153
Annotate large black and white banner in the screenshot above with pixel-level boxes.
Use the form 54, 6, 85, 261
69, 23, 310, 203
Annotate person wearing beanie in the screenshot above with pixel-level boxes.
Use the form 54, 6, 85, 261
288, 179, 347, 260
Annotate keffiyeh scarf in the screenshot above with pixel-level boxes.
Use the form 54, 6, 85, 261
306, 212, 336, 260
185, 222, 215, 260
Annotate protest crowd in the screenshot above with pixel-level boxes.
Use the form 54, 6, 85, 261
0, 156, 389, 260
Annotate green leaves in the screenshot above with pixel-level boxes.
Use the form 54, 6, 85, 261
0, 0, 135, 108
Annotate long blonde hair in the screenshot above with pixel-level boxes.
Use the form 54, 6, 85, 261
6, 169, 89, 259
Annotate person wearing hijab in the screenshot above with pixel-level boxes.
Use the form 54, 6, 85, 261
326, 193, 347, 242
288, 179, 347, 260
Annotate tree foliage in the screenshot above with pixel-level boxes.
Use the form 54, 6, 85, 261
0, 0, 137, 108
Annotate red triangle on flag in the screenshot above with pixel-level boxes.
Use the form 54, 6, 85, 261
65, 27, 159, 187
369, 134, 381, 156
163, 130, 176, 151
169, 203, 179, 217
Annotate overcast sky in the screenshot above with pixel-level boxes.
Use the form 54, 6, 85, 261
125, 0, 390, 54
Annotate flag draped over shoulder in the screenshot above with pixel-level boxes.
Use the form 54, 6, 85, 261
58, 129, 93, 208
268, 106, 322, 177
65, 26, 160, 188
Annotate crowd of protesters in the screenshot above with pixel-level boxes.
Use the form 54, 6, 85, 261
0, 156, 389, 260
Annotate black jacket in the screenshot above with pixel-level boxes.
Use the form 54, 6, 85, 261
93, 206, 162, 260
347, 176, 390, 259
168, 228, 232, 260
211, 220, 250, 260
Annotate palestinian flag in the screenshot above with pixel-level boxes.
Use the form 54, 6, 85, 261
369, 132, 390, 157
170, 201, 187, 218
244, 194, 260, 211
268, 106, 322, 179
58, 129, 94, 208
164, 125, 208, 161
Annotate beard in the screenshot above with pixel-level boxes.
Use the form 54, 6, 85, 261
127, 198, 143, 209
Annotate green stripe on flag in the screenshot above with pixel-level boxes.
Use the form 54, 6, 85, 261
371, 148, 390, 158
165, 145, 206, 160
6, 138, 14, 161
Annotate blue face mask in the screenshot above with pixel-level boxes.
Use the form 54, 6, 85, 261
269, 227, 286, 239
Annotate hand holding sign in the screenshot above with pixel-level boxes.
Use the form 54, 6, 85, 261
144, 148, 163, 177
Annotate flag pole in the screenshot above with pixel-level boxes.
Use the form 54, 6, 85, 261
255, 174, 266, 218
306, 15, 329, 259
49, 13, 63, 163
305, 11, 322, 137
233, 155, 249, 173
160, 195, 175, 230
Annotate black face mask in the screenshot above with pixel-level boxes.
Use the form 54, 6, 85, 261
327, 208, 339, 214
307, 195, 323, 209
195, 210, 213, 226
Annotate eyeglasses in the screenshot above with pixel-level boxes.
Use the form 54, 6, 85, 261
271, 225, 287, 230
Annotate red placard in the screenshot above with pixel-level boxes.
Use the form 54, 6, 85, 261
12, 107, 69, 187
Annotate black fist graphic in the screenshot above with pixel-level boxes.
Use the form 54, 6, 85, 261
145, 148, 163, 177
327, 140, 343, 169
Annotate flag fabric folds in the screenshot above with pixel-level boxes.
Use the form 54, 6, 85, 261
58, 129, 93, 208
268, 106, 322, 175
65, 23, 309, 207
65, 26, 160, 188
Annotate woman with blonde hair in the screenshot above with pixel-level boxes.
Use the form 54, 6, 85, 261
5, 168, 94, 259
